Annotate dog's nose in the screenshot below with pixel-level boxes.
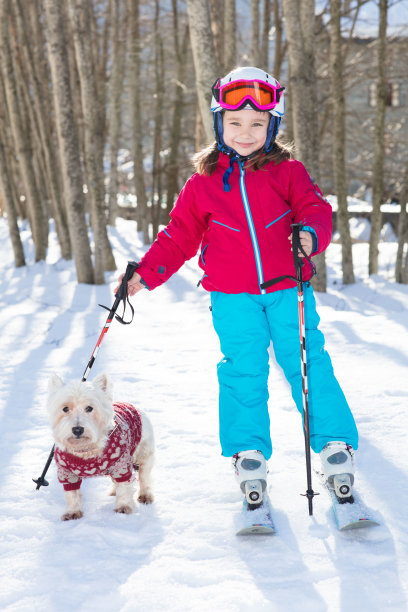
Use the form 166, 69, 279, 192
72, 426, 84, 438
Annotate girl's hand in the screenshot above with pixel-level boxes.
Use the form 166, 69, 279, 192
288, 231, 313, 257
114, 271, 145, 296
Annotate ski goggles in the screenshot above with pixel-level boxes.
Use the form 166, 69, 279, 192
212, 78, 285, 111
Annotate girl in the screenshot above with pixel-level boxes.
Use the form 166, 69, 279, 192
117, 67, 358, 508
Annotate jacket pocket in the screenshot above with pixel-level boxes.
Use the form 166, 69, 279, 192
212, 220, 240, 232
265, 209, 291, 230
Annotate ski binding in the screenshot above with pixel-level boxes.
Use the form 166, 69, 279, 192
316, 471, 379, 531
236, 495, 275, 535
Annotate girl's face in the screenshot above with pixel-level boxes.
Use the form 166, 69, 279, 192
222, 110, 269, 157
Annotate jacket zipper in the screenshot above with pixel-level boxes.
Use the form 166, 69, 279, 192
238, 161, 266, 294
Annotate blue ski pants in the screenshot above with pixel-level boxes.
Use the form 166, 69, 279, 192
210, 286, 358, 459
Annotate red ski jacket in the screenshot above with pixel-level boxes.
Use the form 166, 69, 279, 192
137, 154, 332, 294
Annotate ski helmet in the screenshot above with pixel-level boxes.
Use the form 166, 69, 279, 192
211, 66, 285, 156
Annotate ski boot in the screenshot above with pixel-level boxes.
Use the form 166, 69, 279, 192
232, 450, 267, 510
320, 441, 355, 503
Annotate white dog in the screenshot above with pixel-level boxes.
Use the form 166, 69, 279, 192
47, 373, 154, 521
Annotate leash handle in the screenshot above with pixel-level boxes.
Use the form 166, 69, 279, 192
115, 261, 140, 300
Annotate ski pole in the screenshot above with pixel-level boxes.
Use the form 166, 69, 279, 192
291, 224, 318, 516
33, 261, 140, 491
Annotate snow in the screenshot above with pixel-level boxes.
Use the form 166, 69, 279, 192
1, 215, 408, 612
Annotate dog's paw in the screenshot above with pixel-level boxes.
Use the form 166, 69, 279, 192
114, 504, 133, 514
138, 492, 154, 504
61, 510, 83, 521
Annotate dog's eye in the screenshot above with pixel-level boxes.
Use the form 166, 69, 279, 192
62, 406, 69, 413
85, 405, 94, 413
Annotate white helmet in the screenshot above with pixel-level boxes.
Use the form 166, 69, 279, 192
211, 66, 285, 118
210, 66, 285, 157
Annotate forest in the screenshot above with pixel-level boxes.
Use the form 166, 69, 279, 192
0, 0, 407, 290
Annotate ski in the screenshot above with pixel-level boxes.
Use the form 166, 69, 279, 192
236, 495, 275, 535
317, 472, 380, 531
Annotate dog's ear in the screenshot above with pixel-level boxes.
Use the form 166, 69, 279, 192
93, 373, 111, 396
48, 373, 64, 393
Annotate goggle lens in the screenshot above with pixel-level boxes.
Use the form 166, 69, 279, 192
215, 79, 283, 110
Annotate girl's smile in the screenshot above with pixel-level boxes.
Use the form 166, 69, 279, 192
222, 109, 269, 157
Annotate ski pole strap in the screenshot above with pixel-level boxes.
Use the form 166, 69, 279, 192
291, 223, 317, 280
260, 226, 317, 290
99, 260, 140, 325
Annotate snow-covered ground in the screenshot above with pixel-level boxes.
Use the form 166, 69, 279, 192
1, 216, 407, 612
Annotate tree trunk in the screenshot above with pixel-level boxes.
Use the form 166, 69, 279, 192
0, 0, 48, 262
224, 0, 236, 72
251, 0, 260, 66
273, 0, 286, 78
209, 0, 224, 74
107, 0, 127, 225
395, 159, 408, 283
283, 0, 326, 291
44, 0, 94, 284
260, 0, 271, 71
165, 3, 189, 220
0, 122, 25, 266
68, 0, 116, 280
329, 0, 354, 284
14, 0, 71, 260
368, 0, 387, 276
186, 0, 219, 144
128, 0, 149, 244
151, 0, 164, 241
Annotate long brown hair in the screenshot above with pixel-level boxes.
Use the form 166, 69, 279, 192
192, 139, 293, 176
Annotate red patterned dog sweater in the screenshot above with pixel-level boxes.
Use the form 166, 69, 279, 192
54, 402, 142, 491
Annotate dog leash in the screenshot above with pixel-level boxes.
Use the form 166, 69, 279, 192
33, 261, 140, 490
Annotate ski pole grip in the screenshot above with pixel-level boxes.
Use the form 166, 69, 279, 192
115, 261, 140, 300
291, 223, 304, 270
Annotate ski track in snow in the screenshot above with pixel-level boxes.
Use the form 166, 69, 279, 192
0, 218, 407, 612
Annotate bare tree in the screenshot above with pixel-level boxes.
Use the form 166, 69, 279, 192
395, 158, 408, 283
368, 0, 387, 275
224, 0, 236, 72
329, 0, 354, 283
151, 0, 165, 240
165, 1, 189, 219
186, 0, 219, 143
13, 0, 71, 260
283, 0, 326, 290
0, 0, 48, 262
107, 0, 128, 225
44, 0, 94, 284
0, 82, 25, 267
209, 0, 224, 73
272, 0, 286, 78
68, 0, 116, 281
251, 0, 261, 66
260, 0, 271, 70
128, 0, 149, 244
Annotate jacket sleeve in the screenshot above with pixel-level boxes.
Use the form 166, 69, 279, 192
136, 177, 209, 290
288, 161, 333, 254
